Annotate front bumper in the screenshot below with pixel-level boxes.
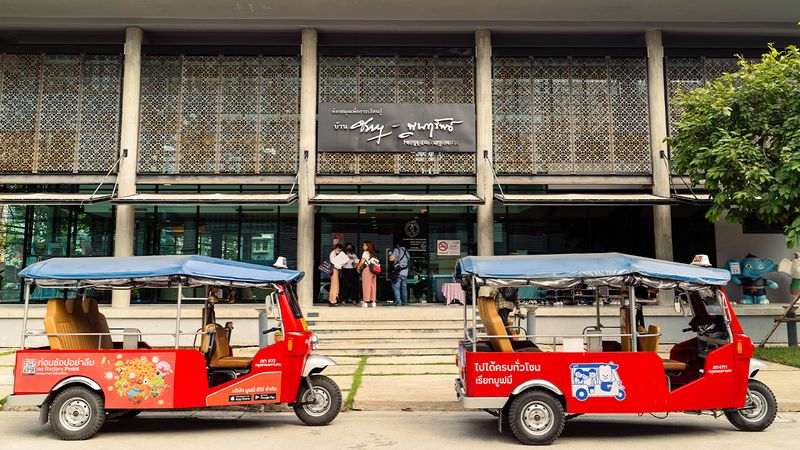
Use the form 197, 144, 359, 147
4, 394, 48, 408
454, 378, 507, 410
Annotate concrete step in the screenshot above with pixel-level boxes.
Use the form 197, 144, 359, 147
324, 347, 458, 357
308, 322, 465, 331
317, 339, 457, 349
314, 328, 463, 336
316, 333, 461, 341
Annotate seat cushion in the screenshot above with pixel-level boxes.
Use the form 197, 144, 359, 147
662, 359, 687, 372
214, 356, 253, 369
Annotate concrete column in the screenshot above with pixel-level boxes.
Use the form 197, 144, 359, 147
297, 29, 318, 307
475, 30, 494, 256
646, 30, 673, 261
112, 27, 143, 307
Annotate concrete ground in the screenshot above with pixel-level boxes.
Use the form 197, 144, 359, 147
0, 410, 797, 449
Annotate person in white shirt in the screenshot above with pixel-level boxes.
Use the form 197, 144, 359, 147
340, 242, 359, 304
328, 243, 349, 307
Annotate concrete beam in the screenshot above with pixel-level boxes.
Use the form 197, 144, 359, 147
475, 29, 494, 257
646, 30, 673, 261
112, 26, 143, 308
297, 29, 318, 308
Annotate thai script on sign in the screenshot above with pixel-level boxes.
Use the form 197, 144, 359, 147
319, 103, 475, 153
37, 357, 96, 368
474, 360, 541, 373
476, 375, 514, 387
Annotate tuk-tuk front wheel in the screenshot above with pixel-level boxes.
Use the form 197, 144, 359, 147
725, 379, 777, 432
48, 386, 106, 440
508, 389, 565, 445
293, 375, 342, 426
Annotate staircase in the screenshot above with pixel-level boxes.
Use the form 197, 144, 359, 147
305, 304, 470, 356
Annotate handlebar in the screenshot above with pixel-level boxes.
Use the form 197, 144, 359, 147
262, 326, 281, 335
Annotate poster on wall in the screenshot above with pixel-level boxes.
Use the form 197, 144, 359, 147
318, 103, 475, 153
436, 240, 461, 256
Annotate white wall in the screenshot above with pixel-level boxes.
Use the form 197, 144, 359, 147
715, 218, 798, 303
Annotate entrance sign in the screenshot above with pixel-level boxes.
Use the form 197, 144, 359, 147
318, 103, 475, 153
437, 240, 461, 256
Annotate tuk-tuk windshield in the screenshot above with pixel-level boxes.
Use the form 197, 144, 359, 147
284, 284, 304, 319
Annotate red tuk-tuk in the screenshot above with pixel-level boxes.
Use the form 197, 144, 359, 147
453, 253, 777, 445
7, 255, 341, 440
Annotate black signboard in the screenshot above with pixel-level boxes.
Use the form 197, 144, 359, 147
318, 103, 475, 153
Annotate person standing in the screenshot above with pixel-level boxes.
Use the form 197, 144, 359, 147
357, 241, 378, 307
340, 242, 359, 304
389, 241, 410, 306
328, 243, 348, 307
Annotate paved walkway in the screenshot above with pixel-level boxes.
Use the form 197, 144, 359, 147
2, 348, 799, 412
0, 410, 798, 449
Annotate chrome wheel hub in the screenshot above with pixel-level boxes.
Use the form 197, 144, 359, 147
740, 389, 767, 422
303, 386, 331, 417
521, 401, 554, 435
59, 397, 92, 431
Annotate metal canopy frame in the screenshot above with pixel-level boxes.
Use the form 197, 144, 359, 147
309, 193, 483, 206
0, 193, 112, 205
112, 192, 298, 205
494, 193, 673, 206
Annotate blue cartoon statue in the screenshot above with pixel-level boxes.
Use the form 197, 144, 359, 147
724, 254, 778, 304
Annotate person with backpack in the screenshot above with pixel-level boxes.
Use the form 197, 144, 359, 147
389, 241, 410, 306
357, 241, 379, 307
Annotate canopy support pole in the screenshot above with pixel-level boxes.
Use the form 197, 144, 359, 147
472, 276, 477, 352
20, 280, 31, 349
628, 284, 637, 352
175, 282, 183, 349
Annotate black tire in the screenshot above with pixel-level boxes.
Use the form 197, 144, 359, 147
48, 386, 105, 440
725, 379, 777, 432
508, 389, 565, 445
293, 375, 342, 426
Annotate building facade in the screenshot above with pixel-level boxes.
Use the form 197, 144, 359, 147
1, 1, 799, 306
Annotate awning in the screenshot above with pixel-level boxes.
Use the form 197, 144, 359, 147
0, 193, 112, 205
309, 193, 484, 206
113, 193, 297, 205
494, 193, 673, 206
672, 193, 712, 205
455, 253, 730, 289
20, 254, 303, 287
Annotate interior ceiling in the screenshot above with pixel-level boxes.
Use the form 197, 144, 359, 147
0, 0, 799, 34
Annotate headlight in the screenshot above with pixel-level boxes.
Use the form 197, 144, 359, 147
311, 333, 318, 351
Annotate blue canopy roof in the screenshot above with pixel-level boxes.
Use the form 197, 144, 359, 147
455, 253, 730, 286
19, 255, 303, 287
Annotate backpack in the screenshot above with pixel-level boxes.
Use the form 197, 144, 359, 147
318, 259, 333, 277
368, 257, 382, 275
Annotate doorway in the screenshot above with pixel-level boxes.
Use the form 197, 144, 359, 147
316, 206, 475, 304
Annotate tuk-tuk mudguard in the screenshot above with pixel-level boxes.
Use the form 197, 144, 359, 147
302, 354, 337, 377
749, 358, 768, 377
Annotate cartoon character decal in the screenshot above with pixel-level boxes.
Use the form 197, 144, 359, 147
106, 355, 174, 406
570, 362, 625, 401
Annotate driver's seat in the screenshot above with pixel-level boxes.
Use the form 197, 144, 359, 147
200, 323, 253, 370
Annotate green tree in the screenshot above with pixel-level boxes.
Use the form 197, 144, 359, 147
668, 45, 800, 247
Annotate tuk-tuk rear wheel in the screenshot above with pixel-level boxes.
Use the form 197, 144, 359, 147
48, 386, 105, 440
725, 379, 777, 432
293, 375, 342, 426
508, 389, 565, 445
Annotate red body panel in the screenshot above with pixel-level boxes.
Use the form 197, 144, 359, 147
460, 340, 744, 413
458, 289, 756, 414
13, 289, 315, 409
